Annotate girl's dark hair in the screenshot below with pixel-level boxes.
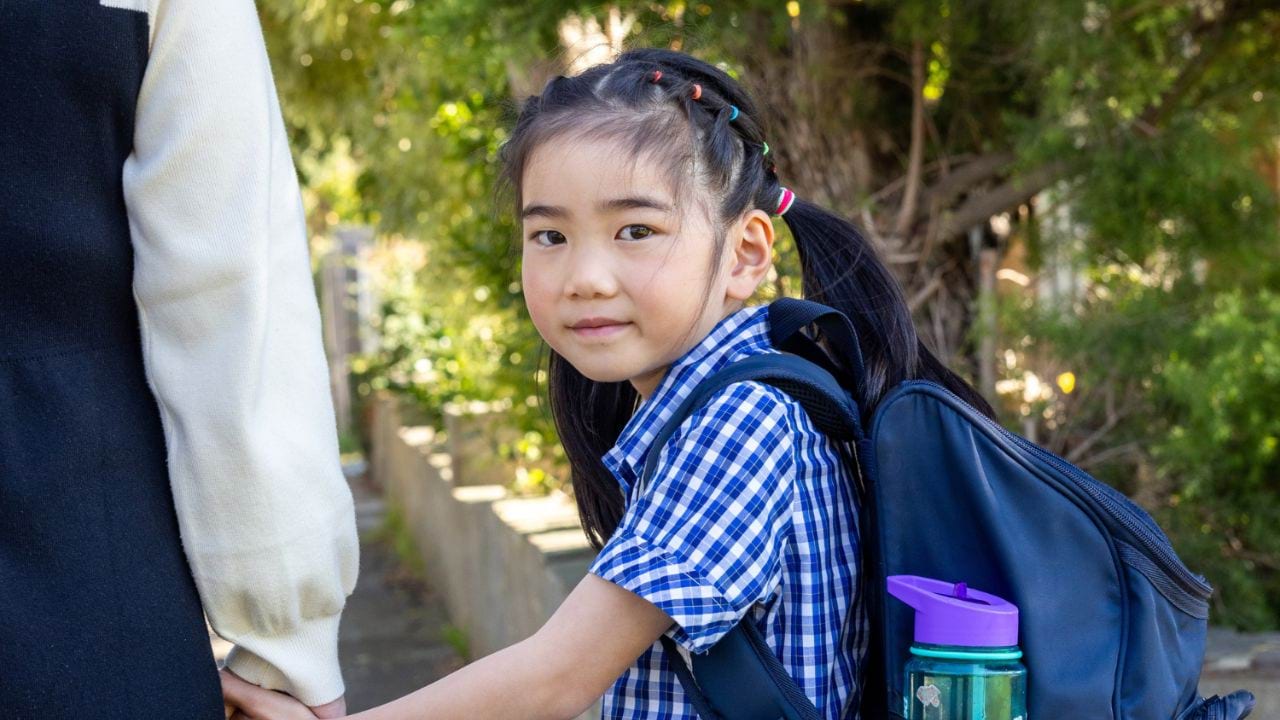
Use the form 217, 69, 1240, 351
499, 48, 996, 549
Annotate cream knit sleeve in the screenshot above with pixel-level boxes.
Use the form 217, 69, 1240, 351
121, 0, 359, 706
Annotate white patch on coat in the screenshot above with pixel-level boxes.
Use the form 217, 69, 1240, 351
99, 0, 149, 12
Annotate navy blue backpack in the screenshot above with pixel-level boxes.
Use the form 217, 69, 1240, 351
642, 298, 1256, 720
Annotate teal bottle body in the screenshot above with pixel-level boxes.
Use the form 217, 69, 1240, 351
904, 644, 1028, 720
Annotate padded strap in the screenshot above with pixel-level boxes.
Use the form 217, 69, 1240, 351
767, 298, 866, 394
639, 354, 863, 491
660, 636, 727, 720
661, 623, 823, 720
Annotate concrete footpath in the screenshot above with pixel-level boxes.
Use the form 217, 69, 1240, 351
1200, 627, 1280, 717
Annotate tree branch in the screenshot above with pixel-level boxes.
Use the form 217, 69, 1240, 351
867, 153, 977, 205
878, 1, 1265, 246
936, 160, 1069, 240
893, 41, 926, 240
916, 151, 1016, 220
1073, 441, 1143, 472
1067, 384, 1142, 466
908, 272, 944, 313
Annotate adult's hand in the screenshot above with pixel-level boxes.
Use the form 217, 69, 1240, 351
308, 696, 347, 718
219, 669, 322, 720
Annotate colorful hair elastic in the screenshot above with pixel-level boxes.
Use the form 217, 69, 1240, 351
691, 83, 703, 100
762, 141, 770, 156
650, 70, 662, 83
775, 187, 796, 216
728, 105, 740, 121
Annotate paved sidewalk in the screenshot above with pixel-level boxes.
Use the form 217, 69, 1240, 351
1200, 627, 1280, 717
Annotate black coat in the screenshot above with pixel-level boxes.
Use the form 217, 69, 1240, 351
0, 2, 223, 717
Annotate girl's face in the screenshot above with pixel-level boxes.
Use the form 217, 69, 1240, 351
520, 134, 773, 399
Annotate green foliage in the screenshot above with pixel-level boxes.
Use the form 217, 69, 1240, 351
440, 623, 472, 662
338, 429, 364, 457
1155, 290, 1280, 630
347, 240, 566, 489
261, 0, 1280, 628
993, 262, 1280, 628
351, 248, 533, 415
377, 503, 428, 578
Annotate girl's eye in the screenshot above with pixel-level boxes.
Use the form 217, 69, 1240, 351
530, 230, 566, 246
619, 224, 655, 241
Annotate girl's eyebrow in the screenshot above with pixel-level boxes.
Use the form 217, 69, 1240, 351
521, 203, 568, 220
599, 196, 672, 213
520, 196, 672, 220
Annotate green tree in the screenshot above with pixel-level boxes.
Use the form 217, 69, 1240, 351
260, 0, 1280, 627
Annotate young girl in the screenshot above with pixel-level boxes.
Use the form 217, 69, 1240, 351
221, 47, 994, 720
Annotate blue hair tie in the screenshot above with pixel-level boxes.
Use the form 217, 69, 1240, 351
728, 105, 740, 122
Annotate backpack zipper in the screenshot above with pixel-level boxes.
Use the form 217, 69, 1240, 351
883, 381, 1213, 603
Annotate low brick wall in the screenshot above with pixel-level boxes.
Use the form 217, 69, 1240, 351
367, 394, 600, 718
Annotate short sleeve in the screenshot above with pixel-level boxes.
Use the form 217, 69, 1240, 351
589, 382, 796, 653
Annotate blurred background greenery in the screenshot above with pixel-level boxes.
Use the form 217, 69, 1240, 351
260, 0, 1279, 630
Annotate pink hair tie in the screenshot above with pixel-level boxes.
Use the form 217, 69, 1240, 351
691, 83, 702, 100
775, 187, 796, 216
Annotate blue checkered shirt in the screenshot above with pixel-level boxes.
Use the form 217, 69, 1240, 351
588, 304, 867, 719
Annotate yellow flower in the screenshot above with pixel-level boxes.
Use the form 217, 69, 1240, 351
1056, 371, 1077, 395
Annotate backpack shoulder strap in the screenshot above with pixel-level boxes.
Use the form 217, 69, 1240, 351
660, 623, 823, 720
638, 353, 862, 492
637, 352, 861, 720
768, 297, 866, 398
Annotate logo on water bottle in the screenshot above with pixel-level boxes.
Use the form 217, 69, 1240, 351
916, 683, 942, 708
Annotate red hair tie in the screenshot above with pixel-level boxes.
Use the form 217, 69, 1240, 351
650, 70, 662, 83
691, 83, 702, 100
775, 187, 796, 216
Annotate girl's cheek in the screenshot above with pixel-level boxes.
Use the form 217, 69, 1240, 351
520, 268, 557, 335
524, 298, 557, 349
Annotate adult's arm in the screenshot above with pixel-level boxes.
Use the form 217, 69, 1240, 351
121, 0, 359, 706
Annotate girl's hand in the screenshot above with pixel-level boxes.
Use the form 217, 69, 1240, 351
219, 669, 324, 720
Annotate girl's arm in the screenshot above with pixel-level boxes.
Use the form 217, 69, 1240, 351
222, 573, 673, 720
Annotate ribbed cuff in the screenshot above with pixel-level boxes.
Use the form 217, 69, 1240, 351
221, 612, 345, 707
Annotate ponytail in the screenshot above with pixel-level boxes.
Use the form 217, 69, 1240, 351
782, 198, 997, 419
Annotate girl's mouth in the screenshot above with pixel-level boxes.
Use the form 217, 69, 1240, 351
570, 321, 632, 338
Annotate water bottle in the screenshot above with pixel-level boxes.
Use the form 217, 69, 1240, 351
887, 575, 1028, 720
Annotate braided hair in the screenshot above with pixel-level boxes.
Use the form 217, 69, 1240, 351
499, 48, 994, 548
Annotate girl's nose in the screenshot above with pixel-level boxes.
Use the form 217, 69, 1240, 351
562, 245, 620, 299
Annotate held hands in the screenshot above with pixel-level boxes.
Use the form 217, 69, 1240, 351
219, 669, 347, 720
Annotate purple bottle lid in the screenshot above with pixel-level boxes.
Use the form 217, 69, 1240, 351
887, 575, 1020, 648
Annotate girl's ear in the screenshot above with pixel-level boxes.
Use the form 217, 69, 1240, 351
725, 209, 776, 302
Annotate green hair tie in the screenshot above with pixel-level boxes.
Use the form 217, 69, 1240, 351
762, 141, 770, 156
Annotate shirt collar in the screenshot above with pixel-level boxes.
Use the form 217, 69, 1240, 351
603, 304, 774, 494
